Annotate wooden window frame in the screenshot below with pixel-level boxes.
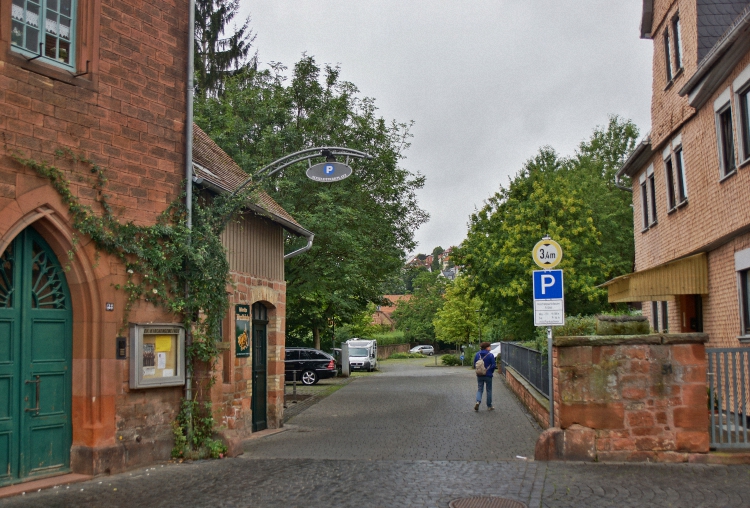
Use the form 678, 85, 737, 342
1, 0, 100, 89
672, 14, 683, 72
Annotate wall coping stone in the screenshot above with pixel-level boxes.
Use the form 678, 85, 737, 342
553, 333, 709, 347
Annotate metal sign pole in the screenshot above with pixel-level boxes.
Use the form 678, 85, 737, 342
547, 325, 554, 427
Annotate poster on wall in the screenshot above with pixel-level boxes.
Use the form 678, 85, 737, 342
235, 304, 250, 357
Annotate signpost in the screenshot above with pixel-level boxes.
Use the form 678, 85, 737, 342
532, 236, 564, 427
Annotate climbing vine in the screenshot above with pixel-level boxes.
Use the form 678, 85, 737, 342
9, 148, 257, 457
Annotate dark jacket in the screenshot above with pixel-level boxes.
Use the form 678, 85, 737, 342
474, 349, 497, 377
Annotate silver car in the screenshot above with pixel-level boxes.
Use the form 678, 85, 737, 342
409, 345, 435, 355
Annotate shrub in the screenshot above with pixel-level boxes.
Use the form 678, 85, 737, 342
441, 354, 461, 366
388, 352, 424, 359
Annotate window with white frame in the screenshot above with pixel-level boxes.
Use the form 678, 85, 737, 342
664, 30, 673, 83
639, 164, 657, 230
672, 15, 683, 72
640, 174, 649, 230
735, 248, 750, 338
664, 154, 677, 211
648, 166, 657, 223
733, 62, 750, 165
714, 88, 737, 178
663, 135, 688, 210
651, 301, 668, 332
10, 0, 77, 70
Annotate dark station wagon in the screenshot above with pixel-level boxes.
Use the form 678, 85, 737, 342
284, 347, 337, 385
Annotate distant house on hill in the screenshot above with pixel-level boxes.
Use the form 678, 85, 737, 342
372, 294, 412, 330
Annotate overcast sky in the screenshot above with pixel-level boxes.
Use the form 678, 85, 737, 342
241, 1, 653, 255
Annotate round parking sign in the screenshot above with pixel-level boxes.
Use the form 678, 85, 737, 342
532, 238, 562, 268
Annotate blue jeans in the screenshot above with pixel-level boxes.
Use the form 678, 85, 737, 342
476, 375, 493, 407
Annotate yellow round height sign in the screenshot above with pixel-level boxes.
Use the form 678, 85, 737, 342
532, 238, 562, 268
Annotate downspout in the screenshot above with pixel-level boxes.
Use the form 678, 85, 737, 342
284, 232, 314, 259
185, 0, 195, 404
614, 171, 632, 192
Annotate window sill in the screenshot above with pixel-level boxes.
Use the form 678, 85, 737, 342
667, 206, 677, 215
5, 50, 96, 91
719, 169, 738, 183
739, 335, 750, 343
740, 158, 750, 169
676, 199, 688, 209
674, 67, 684, 80
641, 227, 650, 234
664, 79, 674, 91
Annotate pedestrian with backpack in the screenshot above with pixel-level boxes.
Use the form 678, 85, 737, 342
474, 341, 497, 411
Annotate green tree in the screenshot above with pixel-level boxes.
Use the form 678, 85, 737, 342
456, 117, 639, 342
433, 276, 482, 349
431, 246, 444, 272
194, 56, 428, 348
392, 271, 446, 343
194, 0, 256, 95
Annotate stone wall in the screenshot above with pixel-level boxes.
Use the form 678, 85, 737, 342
536, 333, 710, 463
378, 343, 410, 359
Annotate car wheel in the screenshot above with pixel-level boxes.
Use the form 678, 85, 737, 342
301, 370, 318, 385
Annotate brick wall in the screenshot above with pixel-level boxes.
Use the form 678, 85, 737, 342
537, 334, 710, 462
503, 367, 550, 429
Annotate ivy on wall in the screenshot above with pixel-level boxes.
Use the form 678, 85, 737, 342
9, 148, 256, 458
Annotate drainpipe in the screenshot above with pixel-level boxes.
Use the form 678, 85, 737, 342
284, 232, 314, 259
185, 0, 196, 404
614, 171, 632, 192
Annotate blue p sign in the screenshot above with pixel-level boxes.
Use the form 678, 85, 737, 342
325, 164, 334, 174
533, 270, 563, 299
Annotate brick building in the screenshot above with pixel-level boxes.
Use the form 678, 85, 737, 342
0, 0, 308, 486
605, 0, 750, 350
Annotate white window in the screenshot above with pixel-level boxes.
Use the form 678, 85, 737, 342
735, 249, 750, 338
714, 88, 737, 179
639, 164, 657, 230
672, 15, 683, 71
10, 0, 77, 70
733, 63, 750, 165
663, 134, 688, 211
664, 30, 673, 83
651, 301, 669, 332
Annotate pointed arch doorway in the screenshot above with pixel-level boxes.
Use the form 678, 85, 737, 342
251, 302, 268, 432
0, 228, 73, 486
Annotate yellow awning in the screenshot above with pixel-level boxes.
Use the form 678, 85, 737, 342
600, 253, 708, 303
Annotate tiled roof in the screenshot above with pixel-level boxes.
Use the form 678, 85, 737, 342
192, 124, 304, 230
697, 0, 750, 61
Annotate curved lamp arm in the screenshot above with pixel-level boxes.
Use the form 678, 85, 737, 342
230, 147, 373, 198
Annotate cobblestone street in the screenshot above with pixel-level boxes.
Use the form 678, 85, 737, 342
4, 359, 750, 507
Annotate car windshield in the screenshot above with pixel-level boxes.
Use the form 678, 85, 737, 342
349, 347, 368, 357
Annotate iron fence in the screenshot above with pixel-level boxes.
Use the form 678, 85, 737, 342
708, 348, 749, 449
500, 342, 549, 399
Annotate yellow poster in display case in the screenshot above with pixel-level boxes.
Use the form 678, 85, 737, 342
129, 323, 185, 388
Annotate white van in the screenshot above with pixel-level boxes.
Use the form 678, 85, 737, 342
346, 338, 378, 371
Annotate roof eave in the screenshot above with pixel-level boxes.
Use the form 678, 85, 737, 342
192, 165, 313, 238
640, 0, 654, 39
616, 135, 653, 181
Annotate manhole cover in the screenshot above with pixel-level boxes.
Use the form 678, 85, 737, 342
449, 497, 527, 508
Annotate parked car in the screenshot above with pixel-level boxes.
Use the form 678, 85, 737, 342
410, 345, 435, 356
285, 347, 337, 385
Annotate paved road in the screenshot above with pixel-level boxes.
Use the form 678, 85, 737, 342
4, 359, 750, 507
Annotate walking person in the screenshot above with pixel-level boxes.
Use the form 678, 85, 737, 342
474, 341, 496, 411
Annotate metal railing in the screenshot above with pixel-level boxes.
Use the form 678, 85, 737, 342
500, 342, 549, 399
708, 348, 749, 449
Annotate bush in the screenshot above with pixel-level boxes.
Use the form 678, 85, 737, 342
388, 352, 425, 359
369, 330, 407, 345
441, 354, 461, 366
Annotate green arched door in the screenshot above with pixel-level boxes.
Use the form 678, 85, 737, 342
0, 228, 72, 486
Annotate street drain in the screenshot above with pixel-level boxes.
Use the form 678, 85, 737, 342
449, 497, 527, 508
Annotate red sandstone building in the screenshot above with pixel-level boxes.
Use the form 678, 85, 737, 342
0, 0, 307, 486
606, 0, 750, 350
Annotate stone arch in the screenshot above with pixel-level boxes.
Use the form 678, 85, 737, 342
0, 192, 110, 464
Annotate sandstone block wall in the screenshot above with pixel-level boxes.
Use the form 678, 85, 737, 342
538, 334, 710, 463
